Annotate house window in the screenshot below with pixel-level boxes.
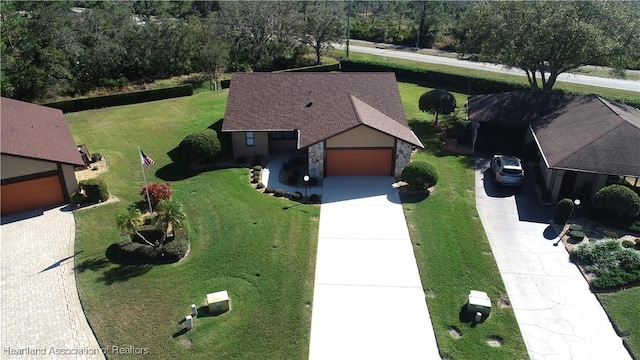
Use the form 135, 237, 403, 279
271, 131, 296, 140
245, 131, 255, 146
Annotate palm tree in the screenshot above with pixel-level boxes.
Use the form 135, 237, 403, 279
155, 200, 186, 244
115, 207, 154, 247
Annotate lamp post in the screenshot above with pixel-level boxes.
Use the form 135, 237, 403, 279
303, 175, 310, 203
572, 199, 581, 222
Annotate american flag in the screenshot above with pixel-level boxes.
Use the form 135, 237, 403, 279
140, 149, 155, 167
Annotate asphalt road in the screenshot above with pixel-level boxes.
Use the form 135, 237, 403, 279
338, 43, 640, 93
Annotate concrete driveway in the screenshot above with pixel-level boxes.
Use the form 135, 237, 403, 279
1, 206, 104, 359
474, 156, 630, 360
308, 177, 440, 360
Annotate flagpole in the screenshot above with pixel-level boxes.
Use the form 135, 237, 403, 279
139, 146, 153, 213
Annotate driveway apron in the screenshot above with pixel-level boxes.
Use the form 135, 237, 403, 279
309, 177, 440, 360
474, 157, 630, 360
1, 206, 104, 359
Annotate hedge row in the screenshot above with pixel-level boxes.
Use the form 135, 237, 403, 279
340, 58, 529, 94
43, 84, 193, 113
221, 63, 341, 89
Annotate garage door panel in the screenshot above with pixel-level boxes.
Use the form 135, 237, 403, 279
1, 175, 65, 215
326, 149, 393, 176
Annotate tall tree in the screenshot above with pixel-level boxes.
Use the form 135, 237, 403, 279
188, 14, 228, 88
302, 1, 346, 65
459, 1, 640, 92
419, 89, 456, 126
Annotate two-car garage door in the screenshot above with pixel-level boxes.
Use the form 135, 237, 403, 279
326, 148, 393, 176
1, 175, 65, 215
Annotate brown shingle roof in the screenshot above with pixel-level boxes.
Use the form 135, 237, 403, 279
468, 92, 640, 177
1, 97, 84, 166
221, 72, 423, 148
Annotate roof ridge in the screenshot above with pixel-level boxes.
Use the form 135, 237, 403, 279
596, 96, 640, 130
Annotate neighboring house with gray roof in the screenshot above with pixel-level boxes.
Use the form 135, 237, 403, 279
1, 97, 84, 215
468, 92, 640, 202
222, 72, 423, 178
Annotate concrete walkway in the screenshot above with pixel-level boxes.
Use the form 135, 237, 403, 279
309, 177, 440, 360
263, 156, 322, 195
1, 206, 104, 359
474, 157, 630, 360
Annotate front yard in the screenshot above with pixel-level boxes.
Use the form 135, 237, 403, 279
67, 91, 319, 359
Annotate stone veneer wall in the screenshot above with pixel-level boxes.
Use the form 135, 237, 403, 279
308, 142, 325, 179
394, 140, 413, 178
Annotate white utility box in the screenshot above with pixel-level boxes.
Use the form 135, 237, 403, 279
207, 290, 230, 313
467, 290, 491, 318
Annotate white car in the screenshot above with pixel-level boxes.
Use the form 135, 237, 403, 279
491, 155, 524, 186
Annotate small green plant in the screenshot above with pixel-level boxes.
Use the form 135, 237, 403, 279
251, 176, 259, 184
91, 152, 102, 162
264, 187, 275, 194
291, 191, 303, 201
70, 191, 86, 205
554, 198, 574, 225
140, 182, 171, 208
253, 165, 263, 172
274, 189, 285, 197
622, 240, 635, 248
92, 165, 99, 171
604, 231, 619, 239
400, 161, 438, 191
570, 239, 640, 289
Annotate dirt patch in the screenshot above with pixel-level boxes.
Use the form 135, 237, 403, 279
487, 336, 503, 347
180, 339, 192, 348
448, 326, 462, 339
497, 294, 511, 308
75, 158, 109, 182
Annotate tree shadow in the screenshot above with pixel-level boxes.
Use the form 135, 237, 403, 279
543, 225, 560, 240
155, 161, 203, 181
172, 328, 189, 338
74, 256, 110, 273
97, 264, 152, 285
39, 251, 83, 273
400, 192, 429, 204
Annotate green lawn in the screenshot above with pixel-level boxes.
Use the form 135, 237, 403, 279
397, 84, 529, 359
67, 91, 319, 359
598, 288, 640, 357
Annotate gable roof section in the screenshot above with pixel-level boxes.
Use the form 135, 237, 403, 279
222, 72, 423, 148
468, 92, 640, 177
1, 97, 84, 166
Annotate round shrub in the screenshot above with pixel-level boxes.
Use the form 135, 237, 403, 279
264, 186, 275, 194
177, 129, 221, 164
91, 152, 102, 162
251, 176, 259, 184
274, 189, 285, 197
79, 178, 109, 203
256, 182, 265, 189
622, 240, 635, 248
309, 194, 321, 203
604, 231, 619, 239
400, 161, 438, 191
140, 182, 171, 207
554, 198, 574, 225
253, 165, 263, 172
594, 184, 640, 219
291, 191, 303, 201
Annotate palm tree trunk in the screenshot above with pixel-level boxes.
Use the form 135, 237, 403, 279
136, 231, 155, 247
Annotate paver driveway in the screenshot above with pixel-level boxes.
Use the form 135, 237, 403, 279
474, 157, 630, 360
1, 206, 104, 359
309, 177, 440, 360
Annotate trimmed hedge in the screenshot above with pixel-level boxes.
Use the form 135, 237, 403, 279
401, 161, 439, 191
176, 129, 221, 164
274, 63, 340, 73
594, 184, 640, 219
43, 84, 193, 113
341, 58, 529, 94
554, 198, 574, 225
79, 178, 109, 203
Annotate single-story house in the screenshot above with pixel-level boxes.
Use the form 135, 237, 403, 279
468, 91, 640, 202
221, 72, 424, 178
1, 97, 84, 215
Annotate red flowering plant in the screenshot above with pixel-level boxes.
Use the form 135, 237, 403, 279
140, 182, 171, 208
